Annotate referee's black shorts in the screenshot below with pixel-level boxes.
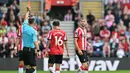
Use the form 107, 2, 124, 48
23, 47, 36, 66
76, 50, 89, 63
48, 55, 63, 64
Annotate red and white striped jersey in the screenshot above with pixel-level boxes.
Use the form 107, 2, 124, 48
74, 27, 87, 50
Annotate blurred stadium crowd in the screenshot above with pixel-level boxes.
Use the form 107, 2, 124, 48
0, 0, 130, 58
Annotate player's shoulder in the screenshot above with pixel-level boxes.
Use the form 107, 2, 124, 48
31, 27, 37, 34
60, 29, 66, 33
49, 29, 54, 33
58, 29, 66, 35
75, 27, 81, 32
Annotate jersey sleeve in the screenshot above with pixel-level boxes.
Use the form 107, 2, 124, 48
74, 29, 79, 38
47, 31, 52, 40
22, 20, 28, 27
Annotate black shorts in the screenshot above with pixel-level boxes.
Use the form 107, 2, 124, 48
23, 47, 36, 66
19, 51, 23, 61
48, 55, 63, 64
76, 50, 89, 63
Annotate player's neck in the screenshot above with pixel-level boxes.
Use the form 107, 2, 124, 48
80, 26, 85, 29
54, 27, 60, 30
29, 23, 34, 27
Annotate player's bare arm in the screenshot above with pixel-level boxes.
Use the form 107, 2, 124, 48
45, 40, 51, 57
24, 7, 30, 20
34, 41, 41, 57
64, 41, 69, 57
74, 37, 83, 55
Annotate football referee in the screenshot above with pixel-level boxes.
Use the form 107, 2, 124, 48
22, 8, 40, 73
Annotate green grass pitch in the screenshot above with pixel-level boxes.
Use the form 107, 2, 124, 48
0, 70, 130, 73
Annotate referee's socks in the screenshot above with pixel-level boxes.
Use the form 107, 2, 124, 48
27, 68, 35, 73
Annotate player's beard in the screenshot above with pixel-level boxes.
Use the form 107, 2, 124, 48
81, 23, 86, 28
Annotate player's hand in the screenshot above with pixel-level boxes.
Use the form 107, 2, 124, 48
67, 52, 69, 57
78, 50, 83, 55
36, 50, 41, 58
27, 6, 31, 12
45, 51, 49, 57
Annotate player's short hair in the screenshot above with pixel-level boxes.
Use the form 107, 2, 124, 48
52, 20, 60, 26
28, 15, 35, 24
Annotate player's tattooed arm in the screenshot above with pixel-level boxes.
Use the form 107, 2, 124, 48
74, 38, 83, 55
45, 40, 51, 57
64, 41, 69, 57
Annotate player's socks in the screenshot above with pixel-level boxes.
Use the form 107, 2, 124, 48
49, 67, 55, 73
18, 65, 24, 73
55, 68, 60, 73
76, 66, 83, 73
33, 70, 36, 73
82, 68, 88, 73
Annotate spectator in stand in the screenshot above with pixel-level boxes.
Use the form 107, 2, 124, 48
93, 37, 103, 57
7, 22, 16, 32
105, 2, 114, 15
9, 9, 15, 22
103, 40, 111, 57
7, 2, 19, 23
92, 20, 100, 36
112, 27, 120, 38
5, 37, 16, 58
0, 43, 8, 58
125, 28, 130, 45
7, 27, 17, 40
105, 10, 115, 29
128, 22, 130, 28
122, 38, 129, 57
34, 12, 41, 25
41, 20, 52, 33
86, 10, 95, 26
116, 40, 125, 58
122, 15, 130, 28
0, 4, 8, 14
118, 20, 126, 35
115, 10, 123, 25
110, 32, 119, 57
64, 9, 73, 21
0, 19, 7, 36
87, 38, 93, 57
43, 11, 50, 21
0, 33, 8, 58
113, 1, 122, 17
11, 0, 20, 19
86, 27, 93, 39
109, 23, 117, 32
100, 26, 111, 41
0, 11, 2, 19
